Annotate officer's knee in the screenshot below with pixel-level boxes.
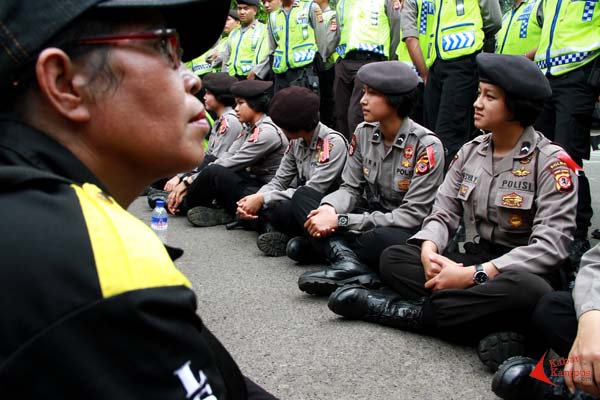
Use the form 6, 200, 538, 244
498, 270, 554, 308
532, 291, 572, 333
379, 244, 419, 283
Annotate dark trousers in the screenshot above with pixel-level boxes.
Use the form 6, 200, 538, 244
291, 186, 417, 269
530, 291, 577, 358
379, 242, 560, 343
183, 164, 263, 215
273, 64, 319, 95
424, 55, 478, 166
534, 61, 600, 238
318, 66, 336, 130
259, 199, 304, 237
245, 376, 279, 400
333, 58, 369, 139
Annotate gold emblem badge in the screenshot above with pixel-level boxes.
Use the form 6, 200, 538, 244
512, 167, 531, 177
401, 160, 412, 168
398, 180, 410, 191
363, 167, 370, 177
508, 215, 524, 228
459, 185, 468, 195
502, 192, 524, 208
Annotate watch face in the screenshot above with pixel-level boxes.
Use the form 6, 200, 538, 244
474, 271, 488, 284
338, 215, 349, 226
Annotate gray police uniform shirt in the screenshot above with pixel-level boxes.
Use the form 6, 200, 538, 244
315, 6, 340, 64
322, 117, 445, 231
411, 127, 577, 274
214, 114, 288, 183
254, 1, 325, 79
574, 242, 600, 318
206, 108, 243, 159
258, 122, 348, 205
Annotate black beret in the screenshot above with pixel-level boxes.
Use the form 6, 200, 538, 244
476, 53, 551, 100
238, 0, 260, 5
269, 87, 320, 132
357, 61, 419, 95
0, 0, 229, 93
230, 80, 273, 98
202, 72, 237, 95
229, 9, 240, 21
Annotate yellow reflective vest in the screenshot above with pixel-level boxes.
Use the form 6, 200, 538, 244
227, 21, 269, 77
496, 0, 542, 55
336, 0, 392, 58
432, 0, 485, 60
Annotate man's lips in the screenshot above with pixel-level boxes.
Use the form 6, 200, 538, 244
190, 110, 206, 123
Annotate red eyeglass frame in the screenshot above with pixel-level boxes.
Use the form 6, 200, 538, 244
77, 29, 182, 69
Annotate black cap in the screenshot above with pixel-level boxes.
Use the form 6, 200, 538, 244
230, 80, 273, 98
357, 61, 419, 95
269, 87, 319, 132
0, 0, 229, 91
202, 72, 237, 95
476, 53, 552, 100
238, 0, 260, 5
229, 9, 240, 21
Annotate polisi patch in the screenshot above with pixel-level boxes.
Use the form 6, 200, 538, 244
553, 169, 573, 192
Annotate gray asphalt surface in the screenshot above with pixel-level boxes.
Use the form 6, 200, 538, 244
129, 148, 600, 400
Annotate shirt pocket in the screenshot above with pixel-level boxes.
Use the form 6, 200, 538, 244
494, 189, 535, 233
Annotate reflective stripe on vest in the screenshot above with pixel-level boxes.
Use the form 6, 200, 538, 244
534, 0, 600, 76
270, 1, 319, 73
228, 22, 267, 76
336, 0, 391, 59
433, 0, 484, 60
496, 0, 542, 55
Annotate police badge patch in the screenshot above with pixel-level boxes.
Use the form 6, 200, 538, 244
553, 169, 573, 192
414, 154, 431, 176
349, 134, 358, 156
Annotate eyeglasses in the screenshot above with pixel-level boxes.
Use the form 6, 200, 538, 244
77, 29, 183, 69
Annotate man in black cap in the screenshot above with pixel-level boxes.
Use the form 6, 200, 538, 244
0, 1, 276, 398
168, 80, 289, 227
236, 86, 348, 256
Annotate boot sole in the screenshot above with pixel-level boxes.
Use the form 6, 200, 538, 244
478, 332, 526, 372
298, 274, 381, 296
187, 207, 234, 227
257, 232, 289, 257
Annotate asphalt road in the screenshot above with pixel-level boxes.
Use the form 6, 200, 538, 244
129, 148, 600, 400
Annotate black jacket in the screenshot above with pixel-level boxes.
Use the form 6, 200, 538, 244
0, 118, 247, 399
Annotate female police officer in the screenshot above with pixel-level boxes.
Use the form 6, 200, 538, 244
328, 53, 579, 372
296, 61, 445, 296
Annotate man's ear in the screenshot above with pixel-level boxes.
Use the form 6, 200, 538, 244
35, 48, 91, 123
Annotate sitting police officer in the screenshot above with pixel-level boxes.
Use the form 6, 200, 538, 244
168, 80, 289, 226
236, 86, 348, 256
296, 61, 445, 296
0, 0, 276, 398
328, 54, 578, 372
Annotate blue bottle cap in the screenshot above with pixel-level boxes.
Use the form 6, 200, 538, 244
156, 200, 165, 207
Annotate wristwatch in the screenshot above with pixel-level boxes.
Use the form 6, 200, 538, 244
182, 177, 192, 188
473, 264, 488, 285
337, 214, 349, 229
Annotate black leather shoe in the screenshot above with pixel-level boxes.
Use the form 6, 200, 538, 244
478, 331, 526, 372
492, 356, 543, 400
298, 269, 380, 296
328, 284, 425, 332
257, 231, 289, 257
286, 236, 323, 264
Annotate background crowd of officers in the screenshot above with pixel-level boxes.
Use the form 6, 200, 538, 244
151, 0, 600, 397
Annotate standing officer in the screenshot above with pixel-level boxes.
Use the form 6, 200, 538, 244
296, 61, 445, 296
236, 87, 348, 256
221, 0, 270, 80
328, 54, 577, 373
263, 0, 283, 14
168, 80, 289, 227
0, 0, 277, 397
253, 0, 325, 94
495, 0, 542, 56
186, 9, 241, 77
423, 0, 501, 165
333, 0, 402, 139
533, 0, 600, 267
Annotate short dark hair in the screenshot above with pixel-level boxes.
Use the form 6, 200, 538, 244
504, 94, 544, 127
245, 94, 271, 114
214, 93, 236, 108
3, 9, 160, 113
384, 88, 419, 118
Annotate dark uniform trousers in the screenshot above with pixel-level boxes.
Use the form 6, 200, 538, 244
333, 52, 386, 139
318, 66, 337, 130
273, 64, 320, 95
534, 60, 600, 238
530, 291, 578, 358
292, 186, 418, 269
380, 241, 563, 344
182, 164, 263, 215
423, 54, 479, 168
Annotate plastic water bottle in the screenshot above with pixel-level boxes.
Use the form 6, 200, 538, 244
151, 200, 168, 244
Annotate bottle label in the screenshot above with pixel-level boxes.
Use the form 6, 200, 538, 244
151, 216, 168, 229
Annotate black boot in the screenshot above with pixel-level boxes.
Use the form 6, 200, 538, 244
328, 284, 425, 332
297, 238, 380, 296
492, 356, 599, 400
286, 236, 324, 264
478, 331, 526, 372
